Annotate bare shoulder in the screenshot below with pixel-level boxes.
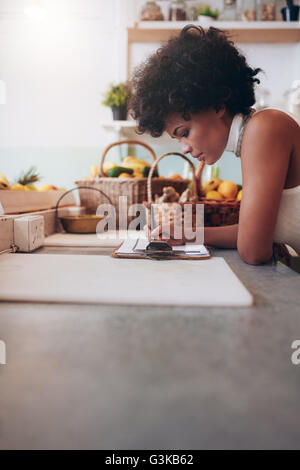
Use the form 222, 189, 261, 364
244, 109, 298, 143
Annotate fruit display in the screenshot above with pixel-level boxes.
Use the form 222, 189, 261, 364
152, 178, 242, 204
0, 166, 63, 191
201, 177, 242, 201
37, 184, 57, 191
0, 173, 10, 190
108, 166, 133, 178
205, 190, 223, 201
202, 177, 223, 193
102, 162, 116, 176
218, 181, 238, 199
17, 166, 40, 188
0, 166, 74, 215
11, 183, 30, 191
169, 173, 183, 180
87, 156, 159, 179
121, 155, 158, 178
90, 165, 99, 179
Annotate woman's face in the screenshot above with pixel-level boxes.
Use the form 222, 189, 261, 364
165, 107, 234, 165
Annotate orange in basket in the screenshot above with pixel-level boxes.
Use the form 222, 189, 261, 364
144, 152, 241, 229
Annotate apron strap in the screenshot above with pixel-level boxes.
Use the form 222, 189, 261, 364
236, 108, 256, 158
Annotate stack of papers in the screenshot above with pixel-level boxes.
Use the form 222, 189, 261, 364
115, 238, 210, 257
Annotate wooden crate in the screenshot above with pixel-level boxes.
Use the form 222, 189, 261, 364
0, 190, 77, 215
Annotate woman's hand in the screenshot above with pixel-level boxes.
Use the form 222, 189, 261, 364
143, 222, 193, 246
143, 222, 187, 246
143, 160, 204, 245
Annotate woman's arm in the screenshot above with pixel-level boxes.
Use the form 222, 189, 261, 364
150, 221, 239, 248
204, 224, 238, 249
237, 111, 293, 265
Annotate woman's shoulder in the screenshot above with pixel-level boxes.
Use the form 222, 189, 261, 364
245, 107, 298, 141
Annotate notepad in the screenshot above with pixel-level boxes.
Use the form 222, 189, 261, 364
115, 238, 210, 257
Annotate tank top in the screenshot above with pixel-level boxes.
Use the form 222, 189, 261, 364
225, 107, 300, 256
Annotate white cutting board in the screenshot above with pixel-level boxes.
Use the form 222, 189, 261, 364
0, 253, 253, 306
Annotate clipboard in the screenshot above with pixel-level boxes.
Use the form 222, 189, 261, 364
111, 239, 211, 261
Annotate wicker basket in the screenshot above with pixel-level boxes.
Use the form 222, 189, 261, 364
144, 152, 240, 230
75, 140, 190, 226
197, 160, 240, 226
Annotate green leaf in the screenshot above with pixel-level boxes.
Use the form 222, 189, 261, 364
17, 166, 41, 185
102, 82, 131, 108
196, 5, 219, 19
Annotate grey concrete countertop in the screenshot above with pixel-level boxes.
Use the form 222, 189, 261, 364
0, 246, 300, 450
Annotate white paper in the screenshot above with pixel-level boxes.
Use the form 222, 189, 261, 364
115, 238, 210, 257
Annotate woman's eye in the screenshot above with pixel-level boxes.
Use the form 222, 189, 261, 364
181, 130, 189, 138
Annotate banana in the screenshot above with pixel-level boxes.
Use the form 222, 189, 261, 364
90, 165, 99, 178
0, 173, 10, 190
203, 177, 223, 194
11, 183, 30, 191
122, 156, 151, 170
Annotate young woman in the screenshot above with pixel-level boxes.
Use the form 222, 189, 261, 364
129, 25, 300, 266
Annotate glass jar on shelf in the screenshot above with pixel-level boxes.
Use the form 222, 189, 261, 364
140, 1, 164, 21
219, 0, 237, 21
280, 1, 300, 21
202, 164, 220, 184
256, 0, 276, 21
255, 87, 271, 110
185, 2, 197, 21
237, 0, 257, 21
168, 0, 187, 21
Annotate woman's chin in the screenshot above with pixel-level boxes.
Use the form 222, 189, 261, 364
205, 155, 221, 165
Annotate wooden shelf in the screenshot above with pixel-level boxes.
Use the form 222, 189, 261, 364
100, 120, 180, 146
128, 21, 300, 44
100, 120, 137, 132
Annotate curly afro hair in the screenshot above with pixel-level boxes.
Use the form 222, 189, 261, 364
129, 25, 262, 137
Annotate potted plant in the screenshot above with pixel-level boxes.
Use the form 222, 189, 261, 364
195, 5, 219, 25
102, 82, 131, 121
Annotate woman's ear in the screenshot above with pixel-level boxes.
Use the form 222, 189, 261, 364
215, 105, 226, 117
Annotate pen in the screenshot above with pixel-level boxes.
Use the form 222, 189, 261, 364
150, 205, 155, 239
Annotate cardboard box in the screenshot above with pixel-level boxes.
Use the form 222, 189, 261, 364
0, 190, 77, 215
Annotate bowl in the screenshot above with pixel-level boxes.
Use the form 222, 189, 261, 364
59, 214, 105, 234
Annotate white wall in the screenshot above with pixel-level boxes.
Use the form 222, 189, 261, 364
0, 0, 299, 188
0, 0, 132, 187
0, 0, 127, 148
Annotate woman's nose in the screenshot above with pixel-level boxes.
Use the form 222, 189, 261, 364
181, 142, 192, 155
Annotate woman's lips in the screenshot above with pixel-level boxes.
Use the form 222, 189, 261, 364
193, 152, 204, 161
